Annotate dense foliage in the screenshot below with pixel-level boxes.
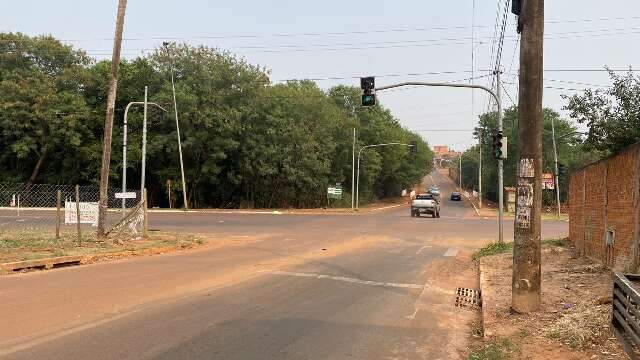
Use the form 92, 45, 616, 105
0, 33, 433, 208
563, 70, 640, 153
451, 107, 597, 204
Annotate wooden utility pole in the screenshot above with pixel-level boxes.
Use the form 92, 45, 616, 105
512, 0, 544, 312
97, 0, 128, 237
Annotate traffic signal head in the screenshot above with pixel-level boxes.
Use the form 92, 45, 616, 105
558, 163, 566, 176
492, 131, 507, 159
360, 76, 376, 107
409, 140, 417, 154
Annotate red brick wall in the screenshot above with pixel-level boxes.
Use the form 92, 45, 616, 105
568, 144, 640, 270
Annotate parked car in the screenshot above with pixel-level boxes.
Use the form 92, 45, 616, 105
410, 193, 440, 218
450, 192, 462, 201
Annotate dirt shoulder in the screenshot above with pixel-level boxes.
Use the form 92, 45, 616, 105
472, 242, 626, 359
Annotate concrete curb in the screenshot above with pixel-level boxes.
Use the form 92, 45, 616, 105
478, 254, 512, 341
479, 257, 492, 340
1, 255, 85, 273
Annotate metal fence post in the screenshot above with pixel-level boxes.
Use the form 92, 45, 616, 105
56, 190, 61, 239
75, 185, 82, 245
143, 188, 148, 238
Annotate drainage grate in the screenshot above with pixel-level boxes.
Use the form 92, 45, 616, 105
455, 287, 482, 310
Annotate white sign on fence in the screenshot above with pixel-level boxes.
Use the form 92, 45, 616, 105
65, 201, 99, 226
115, 192, 137, 199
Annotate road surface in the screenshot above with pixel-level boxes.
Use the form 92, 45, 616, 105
0, 171, 568, 359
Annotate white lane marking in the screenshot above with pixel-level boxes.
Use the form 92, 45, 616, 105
443, 248, 459, 257
416, 245, 432, 254
261, 270, 424, 289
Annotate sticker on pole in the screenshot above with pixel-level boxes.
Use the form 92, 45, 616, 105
65, 202, 99, 226
115, 192, 137, 199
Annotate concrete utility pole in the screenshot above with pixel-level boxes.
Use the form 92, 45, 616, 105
479, 134, 483, 209
351, 128, 356, 210
163, 42, 189, 211
459, 155, 462, 189
512, 0, 544, 313
97, 0, 128, 237
551, 117, 561, 218
140, 86, 148, 193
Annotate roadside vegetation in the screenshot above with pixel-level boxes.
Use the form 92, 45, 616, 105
467, 337, 520, 360
0, 230, 203, 264
0, 33, 433, 209
473, 238, 567, 260
450, 69, 639, 208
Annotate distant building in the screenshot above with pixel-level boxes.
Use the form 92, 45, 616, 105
433, 145, 449, 156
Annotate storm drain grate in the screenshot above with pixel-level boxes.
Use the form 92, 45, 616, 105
455, 287, 482, 310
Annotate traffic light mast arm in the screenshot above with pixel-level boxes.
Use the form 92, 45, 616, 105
375, 80, 504, 243
375, 81, 501, 125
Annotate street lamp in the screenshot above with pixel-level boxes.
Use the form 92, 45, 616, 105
121, 96, 167, 214
163, 42, 189, 210
356, 142, 415, 209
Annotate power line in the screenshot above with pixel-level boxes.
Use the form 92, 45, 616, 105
8, 27, 640, 58
5, 15, 639, 43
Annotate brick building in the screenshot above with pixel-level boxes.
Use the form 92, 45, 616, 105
433, 145, 450, 157
568, 143, 640, 270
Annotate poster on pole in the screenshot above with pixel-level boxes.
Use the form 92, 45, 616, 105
542, 173, 555, 190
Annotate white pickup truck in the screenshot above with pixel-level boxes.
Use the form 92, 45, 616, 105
410, 193, 440, 218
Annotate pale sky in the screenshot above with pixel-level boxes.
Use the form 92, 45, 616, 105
2, 1, 639, 151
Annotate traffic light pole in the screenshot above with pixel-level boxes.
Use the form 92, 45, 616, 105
375, 81, 504, 243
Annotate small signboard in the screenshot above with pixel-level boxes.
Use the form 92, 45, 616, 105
65, 201, 99, 226
115, 192, 137, 199
542, 173, 555, 190
327, 186, 343, 199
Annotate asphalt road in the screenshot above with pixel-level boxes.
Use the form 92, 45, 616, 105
0, 171, 568, 359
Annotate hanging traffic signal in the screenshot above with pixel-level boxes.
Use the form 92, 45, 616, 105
409, 140, 417, 154
492, 131, 508, 159
558, 163, 566, 177
360, 76, 376, 107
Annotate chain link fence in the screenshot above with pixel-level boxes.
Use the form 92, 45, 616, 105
0, 183, 143, 243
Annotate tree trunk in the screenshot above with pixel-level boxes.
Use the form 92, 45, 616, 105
27, 147, 48, 188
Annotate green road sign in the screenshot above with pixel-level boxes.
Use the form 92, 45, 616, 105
327, 186, 343, 199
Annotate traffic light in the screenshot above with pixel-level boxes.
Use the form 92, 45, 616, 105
557, 163, 566, 177
409, 140, 417, 155
492, 131, 508, 159
360, 76, 376, 107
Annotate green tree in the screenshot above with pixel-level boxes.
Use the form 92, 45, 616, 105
0, 32, 93, 185
563, 70, 640, 153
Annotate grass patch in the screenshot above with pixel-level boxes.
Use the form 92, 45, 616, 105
0, 230, 204, 263
468, 337, 520, 360
473, 238, 568, 261
542, 238, 567, 247
473, 241, 513, 260
545, 305, 609, 349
